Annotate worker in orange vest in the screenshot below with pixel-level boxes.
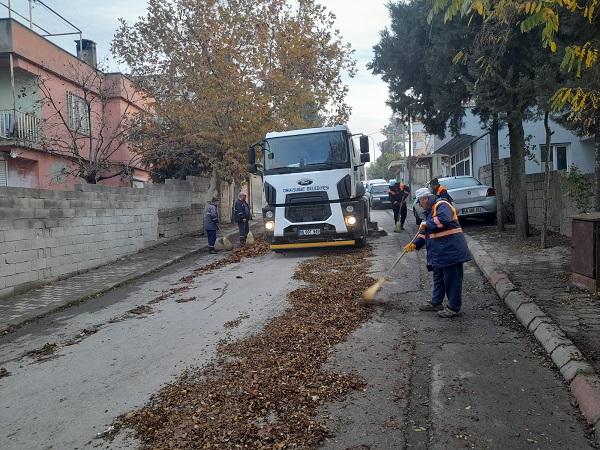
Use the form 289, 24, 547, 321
429, 178, 453, 203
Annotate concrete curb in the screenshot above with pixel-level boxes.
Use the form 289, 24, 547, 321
464, 233, 600, 441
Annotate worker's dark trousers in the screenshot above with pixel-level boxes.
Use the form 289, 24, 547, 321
400, 203, 407, 227
237, 221, 249, 243
207, 229, 217, 250
392, 205, 400, 223
431, 263, 464, 312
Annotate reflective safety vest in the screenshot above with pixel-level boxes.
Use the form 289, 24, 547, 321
414, 198, 471, 268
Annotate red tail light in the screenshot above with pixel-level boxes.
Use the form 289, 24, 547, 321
486, 188, 496, 197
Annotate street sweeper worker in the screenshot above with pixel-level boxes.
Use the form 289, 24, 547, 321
234, 191, 251, 245
429, 178, 453, 204
205, 197, 220, 254
404, 187, 471, 318
388, 181, 404, 231
398, 181, 411, 231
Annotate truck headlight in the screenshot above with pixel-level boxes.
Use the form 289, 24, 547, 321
265, 221, 275, 231
345, 216, 357, 226
265, 210, 274, 219
345, 205, 354, 213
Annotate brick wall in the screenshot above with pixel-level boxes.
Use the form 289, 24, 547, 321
0, 175, 231, 299
479, 159, 597, 237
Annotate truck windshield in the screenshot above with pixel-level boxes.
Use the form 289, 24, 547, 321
263, 131, 350, 171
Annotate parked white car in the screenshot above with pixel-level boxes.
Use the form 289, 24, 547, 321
413, 176, 497, 224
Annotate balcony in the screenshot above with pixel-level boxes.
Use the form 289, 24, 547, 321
0, 110, 42, 146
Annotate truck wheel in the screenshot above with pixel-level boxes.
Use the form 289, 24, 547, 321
355, 218, 368, 248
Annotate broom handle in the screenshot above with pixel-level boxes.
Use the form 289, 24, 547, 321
382, 229, 421, 280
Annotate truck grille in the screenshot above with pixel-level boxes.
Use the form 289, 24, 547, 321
286, 204, 331, 222
285, 193, 331, 222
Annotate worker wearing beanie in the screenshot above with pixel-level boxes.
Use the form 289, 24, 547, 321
234, 191, 251, 245
404, 187, 470, 318
429, 178, 453, 203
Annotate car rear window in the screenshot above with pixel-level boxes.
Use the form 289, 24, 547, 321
440, 177, 482, 190
372, 185, 389, 194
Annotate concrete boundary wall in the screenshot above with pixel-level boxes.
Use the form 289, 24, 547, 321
479, 158, 596, 237
0, 176, 223, 299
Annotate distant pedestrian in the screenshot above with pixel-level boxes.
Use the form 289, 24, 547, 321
234, 191, 251, 245
388, 181, 403, 231
429, 178, 453, 203
398, 181, 411, 230
404, 188, 471, 318
205, 197, 220, 254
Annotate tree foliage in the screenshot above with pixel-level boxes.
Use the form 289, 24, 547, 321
111, 0, 356, 183
369, 1, 472, 138
430, 0, 600, 113
367, 152, 398, 181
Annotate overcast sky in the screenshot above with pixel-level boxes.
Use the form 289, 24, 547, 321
8, 0, 392, 154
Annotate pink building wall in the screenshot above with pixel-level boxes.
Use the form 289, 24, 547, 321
0, 18, 152, 190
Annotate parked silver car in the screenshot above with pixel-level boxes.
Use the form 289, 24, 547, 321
367, 183, 392, 209
412, 176, 497, 224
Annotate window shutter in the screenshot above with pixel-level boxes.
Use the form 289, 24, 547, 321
0, 156, 7, 186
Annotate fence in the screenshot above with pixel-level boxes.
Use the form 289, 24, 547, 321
478, 158, 597, 237
0, 176, 222, 299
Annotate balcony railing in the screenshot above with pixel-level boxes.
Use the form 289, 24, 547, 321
0, 110, 41, 145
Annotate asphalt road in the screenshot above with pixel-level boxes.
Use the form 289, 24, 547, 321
318, 209, 596, 449
0, 208, 596, 449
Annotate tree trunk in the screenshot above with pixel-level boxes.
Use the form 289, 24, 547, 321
540, 111, 553, 248
508, 112, 529, 239
490, 114, 505, 231
595, 109, 600, 212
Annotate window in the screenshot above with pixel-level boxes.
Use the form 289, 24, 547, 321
540, 144, 569, 171
67, 92, 90, 135
0, 155, 7, 186
450, 147, 471, 176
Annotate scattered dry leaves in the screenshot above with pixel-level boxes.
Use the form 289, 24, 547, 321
111, 244, 376, 448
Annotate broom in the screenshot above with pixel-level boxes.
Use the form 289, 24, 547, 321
222, 232, 234, 250
361, 229, 421, 302
246, 230, 255, 245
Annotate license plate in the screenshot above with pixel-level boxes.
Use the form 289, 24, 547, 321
299, 228, 321, 236
461, 207, 484, 214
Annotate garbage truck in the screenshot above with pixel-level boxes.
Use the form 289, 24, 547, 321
248, 125, 373, 251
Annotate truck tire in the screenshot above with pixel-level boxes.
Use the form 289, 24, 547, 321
355, 217, 368, 248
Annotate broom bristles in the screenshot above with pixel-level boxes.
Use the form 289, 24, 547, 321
246, 231, 255, 245
223, 236, 234, 250
361, 277, 386, 302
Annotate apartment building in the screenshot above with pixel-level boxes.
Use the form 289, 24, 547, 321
0, 17, 151, 189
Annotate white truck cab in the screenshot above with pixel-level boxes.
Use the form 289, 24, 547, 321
248, 125, 371, 251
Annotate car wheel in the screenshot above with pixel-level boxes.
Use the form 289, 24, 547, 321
484, 214, 497, 224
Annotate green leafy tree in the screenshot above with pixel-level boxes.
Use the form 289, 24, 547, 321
367, 153, 398, 181
111, 0, 356, 184
431, 0, 600, 209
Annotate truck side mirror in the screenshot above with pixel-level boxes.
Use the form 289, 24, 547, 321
360, 153, 370, 163
356, 182, 366, 197
248, 147, 256, 165
359, 136, 369, 154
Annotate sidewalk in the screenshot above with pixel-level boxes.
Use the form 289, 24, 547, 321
2, 220, 600, 441
464, 225, 600, 443
0, 221, 250, 335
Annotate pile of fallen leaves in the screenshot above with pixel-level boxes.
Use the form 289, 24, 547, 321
113, 244, 376, 449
